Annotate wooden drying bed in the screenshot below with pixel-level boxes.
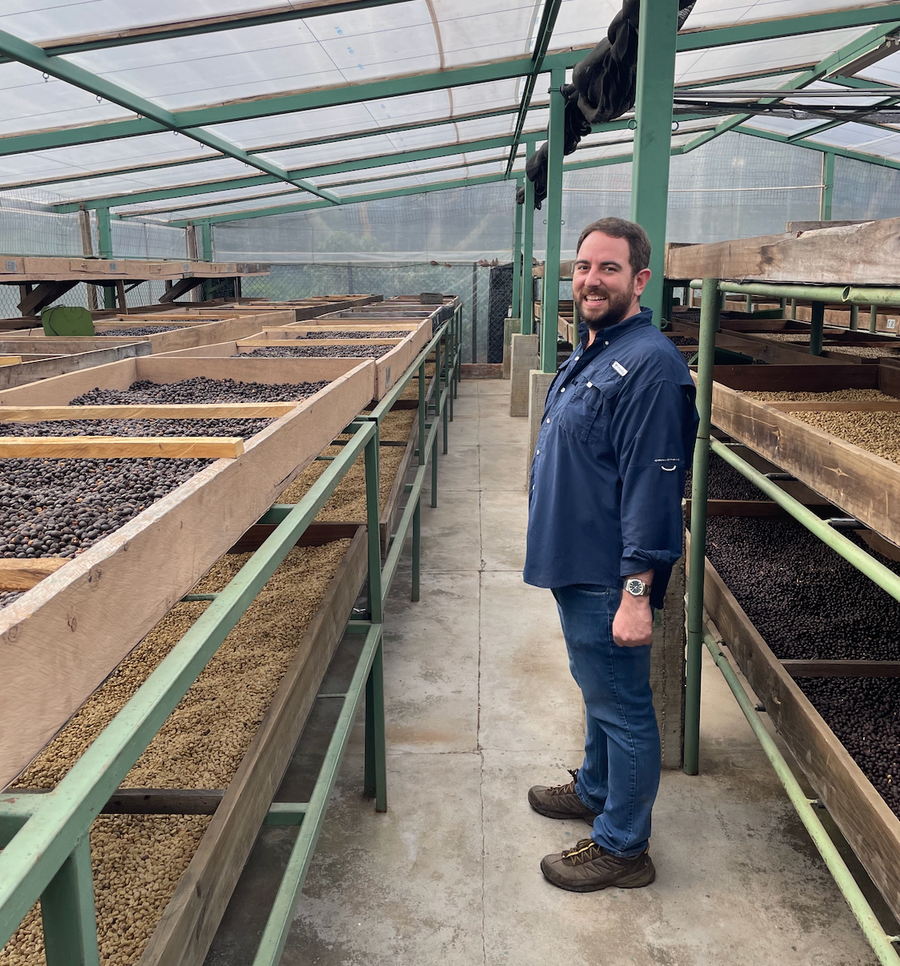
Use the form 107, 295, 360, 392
0, 339, 152, 391
687, 532, 900, 926
706, 362, 900, 548
0, 354, 374, 789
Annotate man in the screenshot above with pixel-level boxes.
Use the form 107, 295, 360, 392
523, 217, 698, 892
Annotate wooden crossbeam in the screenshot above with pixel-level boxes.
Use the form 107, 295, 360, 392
0, 436, 245, 458
0, 557, 68, 591
765, 400, 900, 412
18, 280, 79, 316
0, 403, 298, 422
158, 277, 207, 303
0, 356, 23, 367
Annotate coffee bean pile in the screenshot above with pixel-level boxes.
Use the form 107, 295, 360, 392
668, 335, 699, 347
702, 514, 900, 661
96, 325, 190, 337
684, 450, 762, 501
0, 378, 329, 600
243, 344, 395, 359
299, 330, 409, 339
0, 590, 23, 608
674, 309, 766, 323
795, 676, 900, 817
70, 376, 328, 406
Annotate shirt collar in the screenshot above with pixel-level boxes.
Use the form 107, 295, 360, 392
578, 306, 654, 349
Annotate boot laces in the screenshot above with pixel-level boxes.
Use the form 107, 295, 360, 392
547, 768, 579, 797
562, 839, 601, 865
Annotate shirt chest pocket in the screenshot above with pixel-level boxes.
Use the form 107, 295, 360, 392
559, 380, 613, 444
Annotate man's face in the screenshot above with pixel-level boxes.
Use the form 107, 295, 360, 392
572, 232, 649, 330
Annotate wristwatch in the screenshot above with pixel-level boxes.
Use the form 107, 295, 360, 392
623, 578, 651, 598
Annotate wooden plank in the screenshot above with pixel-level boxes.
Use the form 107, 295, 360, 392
0, 558, 68, 591
688, 535, 900, 924
0, 403, 297, 422
665, 217, 900, 285
0, 356, 22, 367
780, 660, 900, 678
138, 529, 367, 966
764, 400, 900, 412
0, 343, 152, 392
709, 364, 879, 393
0, 436, 245, 459
0, 361, 373, 788
18, 281, 79, 316
709, 380, 900, 545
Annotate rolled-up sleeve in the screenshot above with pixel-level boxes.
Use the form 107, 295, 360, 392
610, 379, 697, 594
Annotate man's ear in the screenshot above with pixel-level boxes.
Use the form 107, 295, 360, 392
633, 268, 652, 298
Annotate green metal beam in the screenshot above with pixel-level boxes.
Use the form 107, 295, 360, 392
521, 139, 537, 336
630, 0, 678, 328
787, 92, 900, 143
541, 68, 566, 374
828, 74, 900, 92
504, 0, 564, 178
0, 28, 340, 205
54, 133, 540, 211
512, 183, 523, 318
821, 151, 835, 219
679, 22, 900, 155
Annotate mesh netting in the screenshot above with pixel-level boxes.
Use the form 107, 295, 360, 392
833, 156, 900, 222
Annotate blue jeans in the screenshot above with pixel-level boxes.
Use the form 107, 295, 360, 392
551, 584, 660, 857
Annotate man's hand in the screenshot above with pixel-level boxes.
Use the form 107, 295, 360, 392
613, 571, 654, 647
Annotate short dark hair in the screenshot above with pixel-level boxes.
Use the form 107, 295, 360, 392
576, 217, 651, 274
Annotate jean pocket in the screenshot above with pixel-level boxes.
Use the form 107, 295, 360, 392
570, 584, 613, 597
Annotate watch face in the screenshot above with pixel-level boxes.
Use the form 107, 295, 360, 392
625, 579, 647, 596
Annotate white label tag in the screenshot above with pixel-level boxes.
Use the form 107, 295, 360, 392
611, 360, 628, 377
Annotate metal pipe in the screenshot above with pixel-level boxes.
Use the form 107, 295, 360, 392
790, 298, 797, 320
871, 305, 879, 333
512, 185, 523, 320
689, 279, 900, 307
712, 439, 900, 603
521, 140, 536, 337
541, 69, 565, 373
704, 631, 900, 966
684, 276, 719, 776
849, 303, 859, 331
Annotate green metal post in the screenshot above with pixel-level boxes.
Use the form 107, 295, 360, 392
629, 0, 678, 328
417, 361, 426, 465
442, 332, 449, 454
512, 186, 523, 319
790, 298, 797, 320
870, 305, 879, 333
521, 160, 537, 337
780, 297, 787, 316
364, 432, 383, 625
411, 498, 421, 603
96, 207, 116, 310
363, 643, 387, 811
849, 303, 859, 331
541, 70, 565, 373
684, 277, 719, 776
810, 301, 825, 355
431, 434, 438, 509
661, 281, 674, 326
821, 151, 835, 220
41, 835, 99, 966
200, 221, 213, 261
745, 294, 753, 313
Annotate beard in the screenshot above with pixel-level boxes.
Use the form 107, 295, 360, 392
575, 286, 634, 330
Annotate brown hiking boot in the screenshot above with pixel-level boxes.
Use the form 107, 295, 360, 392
527, 769, 599, 825
541, 838, 656, 893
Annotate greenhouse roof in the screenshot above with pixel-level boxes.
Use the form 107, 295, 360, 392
1, 0, 900, 224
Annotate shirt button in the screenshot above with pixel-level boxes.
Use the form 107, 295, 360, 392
604, 341, 609, 346
545, 418, 550, 424
536, 449, 540, 455
559, 387, 565, 393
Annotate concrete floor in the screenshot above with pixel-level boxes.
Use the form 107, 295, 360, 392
207, 378, 892, 966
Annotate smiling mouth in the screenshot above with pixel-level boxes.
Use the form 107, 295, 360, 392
582, 294, 608, 305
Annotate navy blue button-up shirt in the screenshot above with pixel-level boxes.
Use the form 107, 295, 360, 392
523, 307, 698, 608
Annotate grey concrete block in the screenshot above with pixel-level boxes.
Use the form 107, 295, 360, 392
509, 333, 540, 417
501, 317, 521, 379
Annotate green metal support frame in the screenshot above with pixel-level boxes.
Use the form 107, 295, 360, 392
96, 207, 116, 310
684, 273, 900, 964
629, 0, 678, 328
821, 151, 836, 220
689, 279, 900, 308
512, 189, 523, 320
541, 68, 566, 374
521, 146, 537, 336
0, 420, 386, 958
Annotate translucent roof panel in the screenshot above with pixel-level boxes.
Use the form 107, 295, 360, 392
804, 122, 900, 160
678, 0, 892, 31
0, 62, 133, 136
0, 135, 218, 188
740, 114, 831, 138
858, 49, 900, 89
329, 160, 507, 197
674, 28, 872, 87
116, 184, 305, 217
0, 1, 286, 42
